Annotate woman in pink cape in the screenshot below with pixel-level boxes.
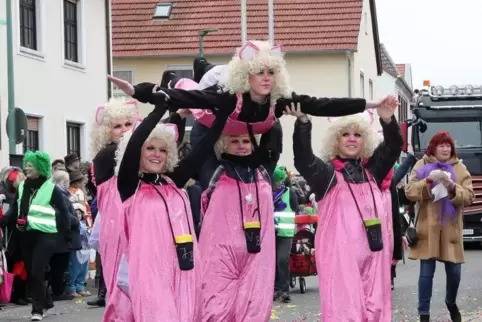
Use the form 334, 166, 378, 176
89, 97, 139, 319
90, 98, 189, 321
114, 94, 232, 321
285, 100, 402, 321
198, 129, 277, 321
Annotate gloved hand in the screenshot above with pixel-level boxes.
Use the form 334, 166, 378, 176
16, 218, 28, 232
427, 170, 448, 182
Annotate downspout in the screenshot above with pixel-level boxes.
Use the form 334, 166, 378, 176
346, 52, 352, 97
105, 0, 113, 99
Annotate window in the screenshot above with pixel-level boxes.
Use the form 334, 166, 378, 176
166, 68, 195, 129
368, 79, 374, 100
153, 3, 172, 18
112, 70, 134, 98
66, 122, 82, 158
63, 0, 79, 63
23, 117, 40, 152
417, 121, 482, 150
360, 72, 365, 98
19, 0, 37, 50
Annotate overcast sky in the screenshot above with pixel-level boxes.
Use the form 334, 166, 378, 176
376, 0, 482, 89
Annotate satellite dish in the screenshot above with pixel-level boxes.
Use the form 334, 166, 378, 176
6, 107, 28, 144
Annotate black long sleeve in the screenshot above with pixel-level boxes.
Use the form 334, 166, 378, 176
117, 104, 169, 202
366, 116, 404, 187
289, 189, 300, 214
51, 186, 71, 235
168, 107, 232, 188
93, 143, 117, 186
0, 194, 18, 227
391, 154, 416, 188
133, 83, 233, 112
276, 93, 366, 118
293, 119, 336, 201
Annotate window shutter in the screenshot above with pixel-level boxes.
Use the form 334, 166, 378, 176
27, 117, 39, 131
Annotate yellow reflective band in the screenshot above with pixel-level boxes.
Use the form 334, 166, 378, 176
174, 234, 193, 244
244, 221, 261, 229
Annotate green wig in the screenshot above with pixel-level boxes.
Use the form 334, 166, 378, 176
273, 165, 288, 184
23, 151, 52, 178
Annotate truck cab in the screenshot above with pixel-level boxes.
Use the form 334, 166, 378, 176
402, 84, 482, 243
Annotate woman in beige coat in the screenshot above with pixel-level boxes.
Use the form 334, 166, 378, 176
405, 131, 474, 322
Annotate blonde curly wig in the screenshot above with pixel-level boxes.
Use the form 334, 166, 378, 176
222, 40, 292, 103
90, 97, 140, 159
214, 134, 261, 159
319, 114, 380, 162
114, 124, 179, 176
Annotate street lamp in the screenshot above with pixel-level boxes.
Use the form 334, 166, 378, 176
198, 28, 218, 58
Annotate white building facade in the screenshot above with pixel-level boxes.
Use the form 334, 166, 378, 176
377, 44, 413, 149
0, 0, 111, 166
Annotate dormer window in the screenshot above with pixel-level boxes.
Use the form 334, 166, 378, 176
153, 3, 172, 19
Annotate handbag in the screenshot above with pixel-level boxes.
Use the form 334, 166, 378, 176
405, 206, 420, 248
0, 249, 14, 304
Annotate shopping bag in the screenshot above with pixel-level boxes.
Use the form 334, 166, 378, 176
0, 250, 14, 303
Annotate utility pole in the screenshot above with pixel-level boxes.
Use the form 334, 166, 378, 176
241, 0, 247, 44
5, 0, 17, 155
268, 0, 274, 43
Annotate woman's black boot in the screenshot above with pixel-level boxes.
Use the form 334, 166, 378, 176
420, 315, 430, 322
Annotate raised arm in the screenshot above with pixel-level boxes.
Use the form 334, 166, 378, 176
117, 103, 169, 201
365, 116, 403, 186
289, 109, 335, 201
168, 105, 234, 188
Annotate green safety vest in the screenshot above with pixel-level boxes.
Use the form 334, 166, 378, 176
274, 189, 296, 237
17, 181, 57, 234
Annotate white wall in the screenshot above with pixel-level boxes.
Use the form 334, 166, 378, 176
352, 0, 379, 102
0, 0, 109, 165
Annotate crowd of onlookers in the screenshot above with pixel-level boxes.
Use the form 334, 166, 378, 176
0, 153, 97, 309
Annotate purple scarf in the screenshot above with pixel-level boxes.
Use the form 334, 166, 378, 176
415, 161, 457, 222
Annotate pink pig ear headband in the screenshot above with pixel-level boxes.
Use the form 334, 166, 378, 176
237, 41, 283, 61
95, 99, 139, 125
133, 120, 179, 142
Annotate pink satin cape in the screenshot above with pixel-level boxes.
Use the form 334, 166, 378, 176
199, 172, 275, 322
123, 178, 202, 322
175, 78, 275, 135
315, 170, 393, 322
97, 177, 133, 322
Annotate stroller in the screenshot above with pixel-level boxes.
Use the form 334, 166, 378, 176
289, 214, 317, 293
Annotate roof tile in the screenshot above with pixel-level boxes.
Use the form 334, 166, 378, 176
112, 0, 365, 57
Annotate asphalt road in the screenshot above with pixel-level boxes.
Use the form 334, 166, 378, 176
1, 247, 481, 322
